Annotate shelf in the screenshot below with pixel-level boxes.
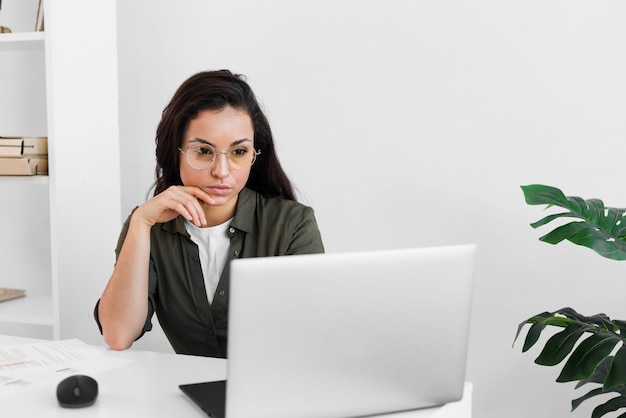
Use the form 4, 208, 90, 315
0, 175, 49, 185
0, 32, 44, 51
0, 295, 54, 326
0, 32, 44, 42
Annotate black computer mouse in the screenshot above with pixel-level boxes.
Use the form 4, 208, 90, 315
56, 374, 98, 408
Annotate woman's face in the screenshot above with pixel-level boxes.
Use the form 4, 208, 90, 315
179, 106, 255, 216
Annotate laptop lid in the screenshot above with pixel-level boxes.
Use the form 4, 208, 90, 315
219, 244, 476, 418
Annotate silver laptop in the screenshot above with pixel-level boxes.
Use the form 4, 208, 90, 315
180, 244, 476, 418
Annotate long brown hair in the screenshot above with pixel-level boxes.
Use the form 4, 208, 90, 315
153, 70, 296, 201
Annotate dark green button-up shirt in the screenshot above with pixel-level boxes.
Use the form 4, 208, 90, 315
95, 187, 324, 358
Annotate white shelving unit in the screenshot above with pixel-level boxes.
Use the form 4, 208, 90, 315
0, 12, 52, 338
0, 0, 122, 344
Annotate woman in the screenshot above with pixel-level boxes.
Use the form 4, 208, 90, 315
95, 70, 324, 358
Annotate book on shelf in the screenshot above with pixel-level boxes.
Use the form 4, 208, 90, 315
0, 137, 47, 157
0, 156, 47, 175
0, 288, 26, 303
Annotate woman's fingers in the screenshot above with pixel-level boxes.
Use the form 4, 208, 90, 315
164, 186, 207, 226
139, 186, 215, 227
184, 186, 217, 207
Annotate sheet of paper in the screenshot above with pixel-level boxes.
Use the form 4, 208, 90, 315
0, 339, 131, 398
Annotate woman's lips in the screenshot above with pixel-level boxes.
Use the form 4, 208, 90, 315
205, 185, 231, 196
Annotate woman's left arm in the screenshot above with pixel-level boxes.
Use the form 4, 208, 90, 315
287, 207, 325, 255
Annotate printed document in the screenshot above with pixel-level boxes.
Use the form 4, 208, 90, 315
0, 339, 131, 397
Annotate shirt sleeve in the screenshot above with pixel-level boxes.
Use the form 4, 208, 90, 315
286, 206, 325, 255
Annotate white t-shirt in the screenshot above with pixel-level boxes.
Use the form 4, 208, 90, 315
184, 218, 232, 304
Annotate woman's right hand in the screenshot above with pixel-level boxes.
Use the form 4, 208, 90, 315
134, 185, 217, 227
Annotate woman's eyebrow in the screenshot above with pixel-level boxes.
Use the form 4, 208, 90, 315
190, 137, 212, 146
231, 138, 253, 146
189, 137, 252, 147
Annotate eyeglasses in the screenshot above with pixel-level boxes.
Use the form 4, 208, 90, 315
179, 143, 261, 171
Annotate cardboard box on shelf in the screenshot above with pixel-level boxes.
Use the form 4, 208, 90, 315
0, 137, 47, 157
0, 156, 47, 175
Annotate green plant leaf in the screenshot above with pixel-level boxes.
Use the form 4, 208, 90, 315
535, 322, 594, 366
587, 314, 617, 333
515, 307, 626, 416
521, 184, 626, 260
576, 357, 613, 388
605, 347, 626, 390
572, 363, 626, 411
613, 320, 626, 335
557, 333, 619, 382
558, 307, 594, 323
520, 321, 547, 352
572, 387, 605, 411
530, 212, 577, 229
539, 222, 590, 245
514, 312, 572, 351
592, 395, 626, 418
518, 185, 626, 416
522, 184, 570, 207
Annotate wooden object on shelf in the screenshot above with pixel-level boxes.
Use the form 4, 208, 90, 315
0, 0, 11, 33
35, 0, 43, 32
0, 288, 26, 303
0, 136, 47, 157
0, 156, 47, 175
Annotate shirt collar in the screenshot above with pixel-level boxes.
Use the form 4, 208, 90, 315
230, 187, 255, 233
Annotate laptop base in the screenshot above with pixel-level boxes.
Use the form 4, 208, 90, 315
179, 380, 226, 418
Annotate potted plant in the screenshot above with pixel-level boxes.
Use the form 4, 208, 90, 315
515, 184, 626, 417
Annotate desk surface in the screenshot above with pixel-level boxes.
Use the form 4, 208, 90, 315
0, 335, 471, 418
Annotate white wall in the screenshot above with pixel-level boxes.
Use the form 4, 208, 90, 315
117, 1, 626, 417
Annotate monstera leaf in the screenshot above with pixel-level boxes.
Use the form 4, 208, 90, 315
516, 308, 626, 417
517, 185, 626, 417
521, 184, 626, 260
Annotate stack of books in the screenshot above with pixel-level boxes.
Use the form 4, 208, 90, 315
0, 137, 48, 175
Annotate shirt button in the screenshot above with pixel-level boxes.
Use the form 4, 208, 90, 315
218, 290, 226, 297
233, 250, 239, 256
229, 227, 236, 234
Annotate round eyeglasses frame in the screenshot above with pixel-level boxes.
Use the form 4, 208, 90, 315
178, 144, 261, 171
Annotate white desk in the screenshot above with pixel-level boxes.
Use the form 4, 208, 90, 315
0, 335, 471, 418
